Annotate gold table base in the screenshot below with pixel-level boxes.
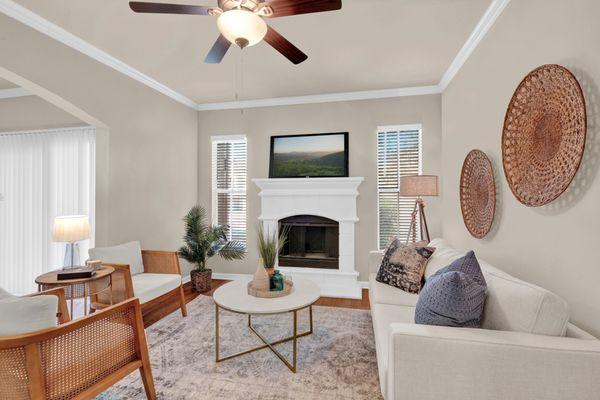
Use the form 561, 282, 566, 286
215, 304, 313, 373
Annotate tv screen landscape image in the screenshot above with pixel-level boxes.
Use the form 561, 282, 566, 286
269, 132, 349, 178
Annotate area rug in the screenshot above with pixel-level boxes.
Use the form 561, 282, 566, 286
98, 295, 382, 400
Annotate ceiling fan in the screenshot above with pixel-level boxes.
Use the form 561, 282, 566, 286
129, 0, 342, 65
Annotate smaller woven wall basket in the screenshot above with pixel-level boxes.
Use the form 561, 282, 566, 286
460, 150, 496, 239
502, 64, 587, 207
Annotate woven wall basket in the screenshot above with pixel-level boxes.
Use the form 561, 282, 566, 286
460, 150, 496, 239
502, 64, 587, 207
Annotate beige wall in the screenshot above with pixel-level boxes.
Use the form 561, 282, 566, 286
0, 96, 83, 132
0, 15, 198, 273
198, 95, 442, 281
441, 0, 600, 336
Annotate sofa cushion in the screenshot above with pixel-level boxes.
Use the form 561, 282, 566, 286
0, 288, 58, 336
90, 241, 144, 275
369, 274, 419, 308
131, 273, 181, 304
481, 268, 569, 336
371, 303, 416, 398
416, 251, 487, 328
425, 238, 570, 337
424, 238, 464, 279
376, 238, 435, 294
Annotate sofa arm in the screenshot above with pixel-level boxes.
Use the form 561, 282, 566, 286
368, 250, 384, 275
387, 323, 600, 400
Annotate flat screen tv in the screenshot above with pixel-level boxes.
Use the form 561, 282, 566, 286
269, 132, 349, 178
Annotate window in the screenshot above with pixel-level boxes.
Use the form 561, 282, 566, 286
0, 127, 95, 294
212, 135, 247, 247
377, 125, 422, 249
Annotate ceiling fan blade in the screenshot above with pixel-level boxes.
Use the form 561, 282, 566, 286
129, 1, 216, 15
205, 35, 232, 64
264, 25, 308, 65
258, 0, 341, 18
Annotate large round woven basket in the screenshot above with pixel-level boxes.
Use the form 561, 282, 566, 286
502, 64, 586, 207
460, 150, 496, 239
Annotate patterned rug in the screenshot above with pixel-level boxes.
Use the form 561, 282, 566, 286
98, 295, 382, 400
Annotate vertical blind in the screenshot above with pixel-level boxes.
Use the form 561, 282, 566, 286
212, 136, 247, 247
0, 127, 95, 294
377, 126, 422, 249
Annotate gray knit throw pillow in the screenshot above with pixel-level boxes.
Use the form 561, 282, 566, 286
415, 251, 487, 327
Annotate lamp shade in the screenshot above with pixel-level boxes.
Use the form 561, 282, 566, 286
217, 9, 267, 48
52, 215, 90, 242
400, 175, 438, 197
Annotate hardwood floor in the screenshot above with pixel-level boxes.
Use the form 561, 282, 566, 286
142, 280, 370, 328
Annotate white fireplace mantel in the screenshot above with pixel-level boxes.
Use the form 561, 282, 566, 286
253, 177, 364, 299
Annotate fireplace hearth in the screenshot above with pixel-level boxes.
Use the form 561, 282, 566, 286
279, 215, 339, 269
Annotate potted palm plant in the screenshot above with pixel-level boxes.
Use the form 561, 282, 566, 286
257, 224, 289, 278
179, 205, 245, 292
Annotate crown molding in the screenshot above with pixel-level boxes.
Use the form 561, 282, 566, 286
0, 87, 32, 99
0, 0, 510, 111
0, 0, 197, 109
196, 85, 442, 111
438, 0, 511, 91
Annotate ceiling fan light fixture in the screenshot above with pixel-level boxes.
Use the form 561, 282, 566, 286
217, 9, 267, 48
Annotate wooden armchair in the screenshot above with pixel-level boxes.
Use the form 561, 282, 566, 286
91, 249, 187, 319
0, 288, 155, 400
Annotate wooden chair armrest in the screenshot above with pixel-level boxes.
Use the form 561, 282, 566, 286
91, 263, 135, 309
142, 250, 182, 275
27, 287, 71, 324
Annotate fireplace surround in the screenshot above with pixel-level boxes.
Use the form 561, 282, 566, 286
253, 177, 363, 298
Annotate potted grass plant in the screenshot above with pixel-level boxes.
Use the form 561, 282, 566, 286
257, 224, 289, 278
179, 205, 245, 292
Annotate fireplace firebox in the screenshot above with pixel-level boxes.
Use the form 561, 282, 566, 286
278, 215, 339, 269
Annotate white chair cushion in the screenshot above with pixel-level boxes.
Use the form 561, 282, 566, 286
368, 273, 418, 308
425, 238, 570, 337
371, 304, 416, 398
89, 241, 145, 275
0, 288, 58, 336
131, 273, 182, 304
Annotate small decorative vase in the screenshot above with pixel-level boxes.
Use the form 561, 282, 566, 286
265, 266, 275, 278
190, 269, 212, 293
271, 270, 284, 292
253, 263, 270, 291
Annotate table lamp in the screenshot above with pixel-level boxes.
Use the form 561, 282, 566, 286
400, 175, 438, 244
52, 215, 90, 269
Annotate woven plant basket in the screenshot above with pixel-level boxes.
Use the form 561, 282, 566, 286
190, 269, 212, 293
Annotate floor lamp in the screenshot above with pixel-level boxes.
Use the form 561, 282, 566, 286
400, 175, 438, 244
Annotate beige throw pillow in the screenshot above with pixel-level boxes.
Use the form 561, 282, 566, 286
375, 238, 435, 293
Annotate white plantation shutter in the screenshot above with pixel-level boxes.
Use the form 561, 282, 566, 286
212, 136, 247, 247
377, 125, 422, 249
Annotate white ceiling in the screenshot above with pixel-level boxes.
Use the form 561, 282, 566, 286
12, 0, 492, 104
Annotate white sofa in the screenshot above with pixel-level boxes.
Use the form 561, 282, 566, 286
369, 238, 600, 400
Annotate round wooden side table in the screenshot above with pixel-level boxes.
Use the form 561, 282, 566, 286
35, 266, 115, 318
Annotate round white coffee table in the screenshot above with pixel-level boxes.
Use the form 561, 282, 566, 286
213, 278, 320, 373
